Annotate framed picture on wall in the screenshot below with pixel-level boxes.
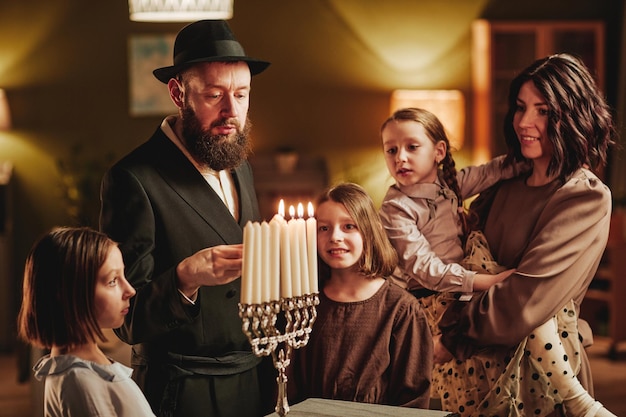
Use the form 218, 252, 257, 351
128, 34, 178, 116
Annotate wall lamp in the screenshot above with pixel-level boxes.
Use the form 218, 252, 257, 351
390, 89, 465, 150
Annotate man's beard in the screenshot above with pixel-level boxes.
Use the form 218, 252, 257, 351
181, 106, 252, 171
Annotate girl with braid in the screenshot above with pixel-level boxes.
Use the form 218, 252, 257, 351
379, 107, 519, 333
379, 106, 615, 416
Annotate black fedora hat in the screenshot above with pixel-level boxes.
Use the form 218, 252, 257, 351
153, 20, 270, 83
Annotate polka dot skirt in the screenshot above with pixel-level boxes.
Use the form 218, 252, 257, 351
430, 232, 582, 416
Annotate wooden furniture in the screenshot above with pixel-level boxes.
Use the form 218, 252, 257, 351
583, 210, 626, 358
265, 398, 458, 417
470, 19, 605, 162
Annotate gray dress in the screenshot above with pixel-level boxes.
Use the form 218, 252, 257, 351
34, 354, 155, 417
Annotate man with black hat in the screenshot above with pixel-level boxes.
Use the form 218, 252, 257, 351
100, 20, 272, 417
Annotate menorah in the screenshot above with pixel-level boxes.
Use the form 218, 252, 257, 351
239, 201, 319, 416
239, 292, 319, 416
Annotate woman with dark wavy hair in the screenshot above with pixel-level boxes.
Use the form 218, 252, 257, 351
434, 53, 616, 417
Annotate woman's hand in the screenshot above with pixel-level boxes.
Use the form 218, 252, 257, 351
433, 334, 454, 364
473, 268, 516, 291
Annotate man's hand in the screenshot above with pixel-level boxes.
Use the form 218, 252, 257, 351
176, 244, 243, 295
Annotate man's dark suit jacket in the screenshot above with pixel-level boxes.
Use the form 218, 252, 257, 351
101, 128, 270, 417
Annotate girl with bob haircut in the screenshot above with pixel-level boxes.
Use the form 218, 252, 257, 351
18, 227, 155, 417
291, 182, 433, 408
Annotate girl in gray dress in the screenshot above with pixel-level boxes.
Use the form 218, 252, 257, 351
18, 227, 155, 417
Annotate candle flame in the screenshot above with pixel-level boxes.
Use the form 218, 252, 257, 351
289, 205, 295, 219
278, 199, 285, 217
307, 202, 314, 218
297, 202, 304, 218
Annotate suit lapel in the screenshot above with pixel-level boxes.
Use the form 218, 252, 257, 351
150, 131, 244, 244
232, 162, 260, 227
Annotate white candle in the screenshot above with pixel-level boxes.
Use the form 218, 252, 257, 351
241, 221, 254, 304
252, 222, 262, 304
279, 203, 293, 298
288, 205, 302, 297
261, 221, 271, 303
296, 203, 309, 295
269, 215, 282, 301
306, 202, 318, 294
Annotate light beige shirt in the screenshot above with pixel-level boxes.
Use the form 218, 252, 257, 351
380, 155, 525, 293
161, 117, 239, 221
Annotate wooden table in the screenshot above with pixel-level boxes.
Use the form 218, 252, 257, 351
265, 398, 459, 417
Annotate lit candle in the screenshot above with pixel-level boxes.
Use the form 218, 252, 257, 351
252, 222, 262, 304
278, 199, 285, 219
261, 221, 271, 303
288, 205, 302, 297
296, 203, 310, 295
306, 202, 318, 294
241, 221, 254, 304
279, 202, 293, 298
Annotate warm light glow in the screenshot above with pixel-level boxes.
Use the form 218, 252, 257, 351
128, 0, 233, 22
288, 205, 295, 219
471, 20, 492, 164
278, 199, 285, 217
390, 89, 465, 150
0, 161, 12, 185
297, 203, 304, 219
329, 0, 487, 79
0, 89, 11, 131
307, 202, 314, 218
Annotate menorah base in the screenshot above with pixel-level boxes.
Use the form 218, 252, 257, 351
239, 293, 319, 416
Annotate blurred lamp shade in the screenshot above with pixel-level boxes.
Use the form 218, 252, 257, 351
128, 0, 233, 21
390, 89, 465, 150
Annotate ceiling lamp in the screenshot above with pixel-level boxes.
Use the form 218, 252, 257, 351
128, 0, 233, 22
